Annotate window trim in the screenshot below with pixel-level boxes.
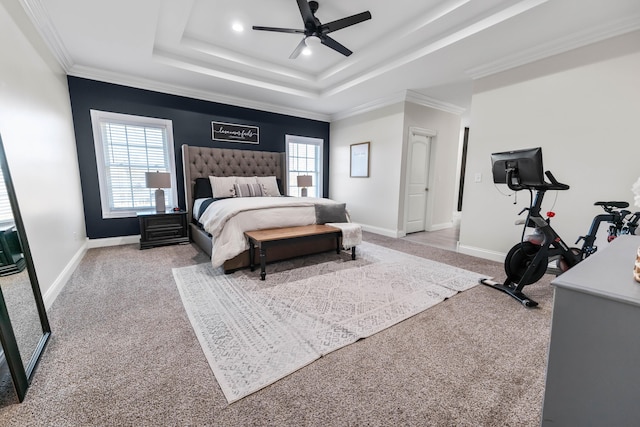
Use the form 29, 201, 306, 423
90, 110, 178, 219
0, 163, 13, 226
285, 134, 324, 197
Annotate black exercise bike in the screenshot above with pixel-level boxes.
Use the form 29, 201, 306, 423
481, 148, 639, 307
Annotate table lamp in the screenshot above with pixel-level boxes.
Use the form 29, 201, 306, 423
145, 171, 171, 212
297, 175, 312, 197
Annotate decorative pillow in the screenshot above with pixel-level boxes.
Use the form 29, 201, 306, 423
315, 203, 347, 224
209, 176, 237, 198
256, 176, 281, 197
235, 176, 258, 185
194, 178, 213, 199
233, 183, 264, 197
276, 178, 284, 195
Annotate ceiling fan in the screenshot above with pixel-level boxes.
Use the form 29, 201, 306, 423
252, 0, 372, 59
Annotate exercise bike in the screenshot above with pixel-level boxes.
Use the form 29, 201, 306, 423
621, 211, 640, 236
480, 147, 636, 307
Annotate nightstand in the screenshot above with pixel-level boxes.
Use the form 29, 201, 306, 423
138, 210, 189, 249
0, 224, 26, 276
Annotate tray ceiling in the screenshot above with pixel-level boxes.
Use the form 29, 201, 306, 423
20, 0, 640, 121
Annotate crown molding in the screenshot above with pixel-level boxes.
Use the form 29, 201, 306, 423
330, 90, 465, 121
152, 48, 320, 99
17, 0, 327, 121
20, 0, 462, 125
330, 92, 407, 121
466, 14, 640, 79
178, 0, 472, 87
68, 64, 464, 124
405, 91, 466, 115
19, 0, 73, 71
317, 0, 472, 82
181, 35, 316, 83
67, 65, 331, 122
323, 0, 548, 99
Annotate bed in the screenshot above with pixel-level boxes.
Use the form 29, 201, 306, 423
182, 144, 346, 272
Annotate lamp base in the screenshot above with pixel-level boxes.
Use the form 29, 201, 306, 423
301, 187, 308, 197
155, 189, 166, 213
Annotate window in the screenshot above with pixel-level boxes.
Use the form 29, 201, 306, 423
90, 110, 177, 218
285, 135, 324, 197
0, 165, 13, 225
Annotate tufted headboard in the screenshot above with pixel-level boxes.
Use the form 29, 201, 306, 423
181, 144, 286, 214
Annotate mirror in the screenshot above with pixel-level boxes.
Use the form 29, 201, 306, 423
0, 133, 51, 403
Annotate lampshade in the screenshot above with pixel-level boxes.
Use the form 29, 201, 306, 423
145, 172, 171, 213
145, 171, 171, 189
297, 175, 312, 188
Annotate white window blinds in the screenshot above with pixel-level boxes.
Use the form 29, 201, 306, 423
90, 110, 177, 218
0, 165, 13, 224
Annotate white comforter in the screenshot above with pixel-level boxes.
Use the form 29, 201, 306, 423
198, 197, 345, 267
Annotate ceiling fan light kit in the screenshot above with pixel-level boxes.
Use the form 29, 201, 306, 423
252, 0, 371, 59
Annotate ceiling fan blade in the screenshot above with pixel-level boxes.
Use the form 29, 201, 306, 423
296, 0, 316, 27
289, 38, 307, 59
320, 35, 352, 57
252, 26, 304, 34
320, 11, 372, 34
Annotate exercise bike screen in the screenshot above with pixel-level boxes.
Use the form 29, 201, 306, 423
491, 147, 545, 186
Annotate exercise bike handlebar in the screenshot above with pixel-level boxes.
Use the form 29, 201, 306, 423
544, 171, 570, 191
506, 169, 569, 192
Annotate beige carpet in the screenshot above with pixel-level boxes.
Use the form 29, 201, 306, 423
0, 231, 554, 426
173, 242, 482, 403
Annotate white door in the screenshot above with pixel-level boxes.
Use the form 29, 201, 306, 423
405, 129, 434, 234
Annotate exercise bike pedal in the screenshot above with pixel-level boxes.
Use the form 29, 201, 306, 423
479, 278, 539, 308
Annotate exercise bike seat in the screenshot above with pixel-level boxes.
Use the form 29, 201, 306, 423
594, 201, 629, 209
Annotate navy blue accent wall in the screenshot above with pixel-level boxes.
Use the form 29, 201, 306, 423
68, 77, 330, 239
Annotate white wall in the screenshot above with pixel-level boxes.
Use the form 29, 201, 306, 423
330, 103, 405, 237
330, 101, 462, 237
459, 31, 640, 261
0, 1, 87, 307
402, 102, 462, 231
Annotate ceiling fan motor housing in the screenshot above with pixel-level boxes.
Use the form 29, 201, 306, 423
253, 0, 372, 58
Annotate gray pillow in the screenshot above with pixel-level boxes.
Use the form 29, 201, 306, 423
315, 203, 347, 224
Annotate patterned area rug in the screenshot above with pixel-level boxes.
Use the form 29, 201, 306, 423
172, 242, 481, 403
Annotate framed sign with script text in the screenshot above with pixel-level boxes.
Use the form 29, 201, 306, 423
211, 121, 259, 144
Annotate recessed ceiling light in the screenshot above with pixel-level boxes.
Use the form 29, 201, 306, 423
302, 47, 312, 56
232, 22, 244, 32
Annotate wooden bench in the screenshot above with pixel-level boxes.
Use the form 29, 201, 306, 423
244, 224, 356, 280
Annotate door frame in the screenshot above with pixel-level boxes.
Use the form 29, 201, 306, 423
403, 126, 437, 235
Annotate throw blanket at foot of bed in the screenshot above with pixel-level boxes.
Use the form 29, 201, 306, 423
327, 222, 362, 248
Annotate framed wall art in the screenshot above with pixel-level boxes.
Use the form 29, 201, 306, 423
350, 142, 370, 177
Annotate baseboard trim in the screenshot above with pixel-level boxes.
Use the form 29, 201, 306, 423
43, 242, 88, 310
87, 235, 140, 248
42, 236, 140, 310
457, 244, 506, 263
427, 221, 454, 232
360, 224, 402, 238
